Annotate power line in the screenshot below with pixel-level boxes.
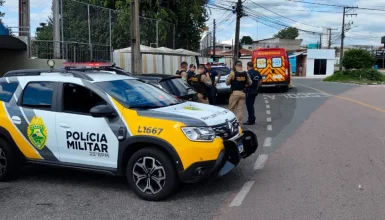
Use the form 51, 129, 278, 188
286, 0, 385, 12
244, 6, 322, 34
249, 0, 325, 29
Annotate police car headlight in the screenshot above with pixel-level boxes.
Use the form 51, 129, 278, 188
181, 127, 216, 142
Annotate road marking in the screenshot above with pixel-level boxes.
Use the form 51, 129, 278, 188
254, 154, 268, 170
266, 110, 271, 115
267, 125, 272, 131
264, 97, 267, 100
267, 117, 271, 122
266, 105, 270, 109
296, 83, 385, 114
229, 181, 255, 207
263, 137, 272, 147
265, 100, 269, 104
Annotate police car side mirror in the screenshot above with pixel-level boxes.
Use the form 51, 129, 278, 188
90, 104, 117, 118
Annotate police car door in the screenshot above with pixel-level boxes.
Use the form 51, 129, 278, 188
55, 81, 121, 169
7, 80, 60, 162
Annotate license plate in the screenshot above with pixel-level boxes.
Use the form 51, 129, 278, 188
238, 142, 244, 153
273, 75, 282, 79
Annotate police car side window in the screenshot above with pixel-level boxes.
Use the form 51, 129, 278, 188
62, 83, 106, 115
0, 82, 18, 103
22, 82, 54, 110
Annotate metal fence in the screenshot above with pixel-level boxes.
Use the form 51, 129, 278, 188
44, 0, 176, 61
31, 40, 111, 62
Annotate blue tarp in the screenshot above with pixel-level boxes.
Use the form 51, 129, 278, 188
0, 23, 9, 35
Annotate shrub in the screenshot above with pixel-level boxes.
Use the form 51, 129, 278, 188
324, 69, 384, 82
341, 49, 376, 69
351, 68, 384, 81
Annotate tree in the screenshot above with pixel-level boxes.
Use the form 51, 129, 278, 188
241, 36, 253, 45
341, 49, 376, 69
273, 27, 299, 39
0, 0, 5, 23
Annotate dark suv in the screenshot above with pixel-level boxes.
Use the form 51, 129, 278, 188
62, 62, 197, 101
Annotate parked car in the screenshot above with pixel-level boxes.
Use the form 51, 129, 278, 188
131, 73, 198, 102
213, 65, 231, 98
62, 62, 197, 101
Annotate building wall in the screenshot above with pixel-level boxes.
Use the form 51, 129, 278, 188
306, 58, 334, 77
0, 50, 65, 76
252, 38, 302, 51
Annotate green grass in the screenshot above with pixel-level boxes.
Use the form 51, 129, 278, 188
324, 69, 385, 85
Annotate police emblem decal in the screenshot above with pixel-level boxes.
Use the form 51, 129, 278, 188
27, 116, 48, 150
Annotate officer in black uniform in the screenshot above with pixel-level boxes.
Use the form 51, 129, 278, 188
186, 64, 196, 85
205, 62, 220, 105
244, 61, 262, 125
190, 64, 212, 104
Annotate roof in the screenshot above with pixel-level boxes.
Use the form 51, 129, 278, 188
220, 48, 253, 56
114, 45, 200, 56
3, 69, 135, 83
0, 36, 27, 50
131, 73, 181, 82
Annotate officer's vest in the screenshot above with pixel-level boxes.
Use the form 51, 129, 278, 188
231, 71, 247, 91
187, 71, 195, 83
190, 74, 206, 94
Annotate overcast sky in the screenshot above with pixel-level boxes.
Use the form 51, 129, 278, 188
2, 0, 385, 47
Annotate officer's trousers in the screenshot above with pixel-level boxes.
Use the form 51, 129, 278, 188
197, 93, 209, 104
229, 90, 246, 126
246, 92, 258, 123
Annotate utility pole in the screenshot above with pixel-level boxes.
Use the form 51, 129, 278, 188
53, 0, 60, 58
327, 28, 338, 49
319, 34, 322, 49
233, 0, 243, 64
131, 0, 142, 74
213, 19, 216, 58
340, 6, 357, 70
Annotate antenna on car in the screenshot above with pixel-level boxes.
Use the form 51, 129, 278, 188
47, 59, 55, 72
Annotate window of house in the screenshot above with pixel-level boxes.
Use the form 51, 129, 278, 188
22, 82, 54, 109
62, 83, 107, 115
0, 82, 18, 103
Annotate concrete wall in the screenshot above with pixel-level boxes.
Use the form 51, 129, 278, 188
0, 50, 65, 76
252, 38, 302, 51
306, 59, 335, 77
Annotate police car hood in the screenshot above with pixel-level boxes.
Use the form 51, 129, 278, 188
153, 101, 236, 126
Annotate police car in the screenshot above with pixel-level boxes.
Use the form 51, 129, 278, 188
0, 61, 258, 201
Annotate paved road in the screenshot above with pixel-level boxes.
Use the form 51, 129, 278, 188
2, 78, 383, 220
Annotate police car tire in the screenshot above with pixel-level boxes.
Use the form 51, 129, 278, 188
126, 147, 178, 201
0, 138, 19, 181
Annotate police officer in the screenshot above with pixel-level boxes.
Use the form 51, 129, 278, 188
176, 61, 188, 77
190, 64, 212, 104
186, 64, 196, 85
244, 61, 262, 125
226, 61, 252, 126
205, 62, 220, 105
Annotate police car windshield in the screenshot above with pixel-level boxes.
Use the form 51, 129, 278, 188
96, 79, 180, 109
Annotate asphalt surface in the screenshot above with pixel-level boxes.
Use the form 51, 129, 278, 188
2, 78, 382, 220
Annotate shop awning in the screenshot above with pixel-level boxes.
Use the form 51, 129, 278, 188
0, 36, 27, 50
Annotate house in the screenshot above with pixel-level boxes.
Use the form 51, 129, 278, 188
252, 38, 303, 52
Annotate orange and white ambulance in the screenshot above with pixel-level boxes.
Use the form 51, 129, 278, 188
252, 48, 291, 92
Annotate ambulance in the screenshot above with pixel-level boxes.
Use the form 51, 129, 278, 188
252, 48, 291, 92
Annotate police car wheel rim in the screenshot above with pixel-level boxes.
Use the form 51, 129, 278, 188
0, 147, 7, 177
132, 157, 166, 195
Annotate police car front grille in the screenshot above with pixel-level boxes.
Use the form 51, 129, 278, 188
212, 119, 240, 140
